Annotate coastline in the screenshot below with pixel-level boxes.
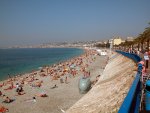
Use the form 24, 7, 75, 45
0, 47, 84, 81
0, 48, 108, 113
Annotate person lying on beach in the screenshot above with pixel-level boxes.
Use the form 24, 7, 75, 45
20, 79, 25, 85
2, 95, 14, 103
25, 76, 35, 83
24, 97, 36, 103
4, 82, 15, 90
16, 91, 26, 96
40, 73, 47, 77
31, 81, 43, 87
35, 92, 48, 97
0, 82, 5, 87
4, 86, 13, 90
51, 75, 58, 81
31, 83, 41, 87
0, 105, 9, 113
51, 84, 58, 89
0, 91, 2, 96
16, 85, 23, 93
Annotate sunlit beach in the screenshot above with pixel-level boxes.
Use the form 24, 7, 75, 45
0, 0, 150, 113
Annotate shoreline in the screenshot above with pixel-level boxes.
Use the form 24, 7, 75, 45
0, 47, 85, 82
0, 48, 108, 113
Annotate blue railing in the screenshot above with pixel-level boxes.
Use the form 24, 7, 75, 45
116, 51, 142, 113
116, 51, 141, 63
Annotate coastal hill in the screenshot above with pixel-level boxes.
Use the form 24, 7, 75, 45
66, 52, 137, 113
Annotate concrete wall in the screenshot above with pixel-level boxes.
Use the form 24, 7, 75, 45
66, 52, 137, 113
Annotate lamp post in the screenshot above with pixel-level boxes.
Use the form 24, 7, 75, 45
109, 39, 113, 54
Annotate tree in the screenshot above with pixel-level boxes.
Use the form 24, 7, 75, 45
144, 26, 150, 50
133, 37, 141, 50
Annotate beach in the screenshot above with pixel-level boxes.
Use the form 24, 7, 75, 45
0, 49, 108, 113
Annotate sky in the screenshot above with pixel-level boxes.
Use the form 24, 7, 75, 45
0, 0, 150, 47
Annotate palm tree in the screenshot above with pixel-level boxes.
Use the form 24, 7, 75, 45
145, 26, 150, 50
134, 37, 141, 51
139, 33, 146, 52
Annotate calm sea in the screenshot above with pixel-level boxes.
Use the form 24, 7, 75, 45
0, 48, 83, 80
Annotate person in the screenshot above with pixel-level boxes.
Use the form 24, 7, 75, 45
144, 52, 149, 69
31, 81, 42, 87
16, 83, 19, 88
4, 82, 14, 90
137, 50, 140, 56
96, 75, 101, 82
2, 95, 14, 103
0, 91, 2, 96
33, 97, 36, 102
0, 105, 8, 112
35, 92, 47, 97
148, 49, 150, 56
0, 82, 4, 87
138, 61, 147, 83
16, 85, 25, 95
24, 97, 36, 103
16, 83, 19, 92
92, 75, 101, 85
51, 84, 58, 89
4, 97, 12, 103
17, 91, 25, 95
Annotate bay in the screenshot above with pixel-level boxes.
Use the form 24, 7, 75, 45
0, 48, 83, 80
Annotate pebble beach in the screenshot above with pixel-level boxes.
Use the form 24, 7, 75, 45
0, 49, 108, 113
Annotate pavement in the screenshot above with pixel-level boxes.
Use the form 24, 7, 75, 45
140, 53, 150, 113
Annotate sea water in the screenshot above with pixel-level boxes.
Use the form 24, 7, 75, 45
0, 48, 83, 80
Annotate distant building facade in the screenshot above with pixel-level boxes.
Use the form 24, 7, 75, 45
113, 37, 122, 45
126, 37, 134, 42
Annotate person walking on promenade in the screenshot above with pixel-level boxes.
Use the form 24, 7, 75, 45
144, 51, 149, 69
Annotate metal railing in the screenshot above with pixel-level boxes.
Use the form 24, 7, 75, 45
116, 51, 142, 113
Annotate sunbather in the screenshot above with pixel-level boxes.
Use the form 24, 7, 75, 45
24, 97, 36, 103
2, 95, 14, 103
51, 84, 58, 89
0, 105, 8, 113
35, 92, 48, 97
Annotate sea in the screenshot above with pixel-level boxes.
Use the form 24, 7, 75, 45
0, 48, 84, 80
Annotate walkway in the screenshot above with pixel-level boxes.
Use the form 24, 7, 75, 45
140, 53, 150, 113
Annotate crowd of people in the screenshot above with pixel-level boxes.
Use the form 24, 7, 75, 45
0, 48, 101, 112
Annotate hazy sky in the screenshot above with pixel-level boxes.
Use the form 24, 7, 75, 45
0, 0, 150, 47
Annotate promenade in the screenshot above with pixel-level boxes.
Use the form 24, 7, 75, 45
140, 52, 150, 113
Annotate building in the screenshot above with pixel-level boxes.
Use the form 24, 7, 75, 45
126, 37, 134, 42
113, 37, 122, 45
